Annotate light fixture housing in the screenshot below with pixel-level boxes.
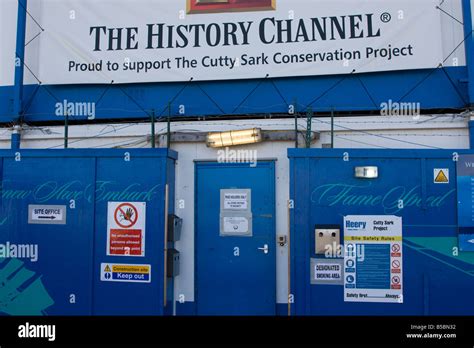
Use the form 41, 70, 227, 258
354, 166, 379, 179
206, 128, 263, 148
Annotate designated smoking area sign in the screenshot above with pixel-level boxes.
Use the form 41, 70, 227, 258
311, 259, 344, 285
107, 202, 146, 256
343, 215, 403, 303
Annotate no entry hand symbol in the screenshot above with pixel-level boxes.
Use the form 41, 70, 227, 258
114, 203, 139, 228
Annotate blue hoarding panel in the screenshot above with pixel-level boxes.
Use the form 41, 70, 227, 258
0, 156, 96, 315
457, 154, 474, 251
93, 156, 167, 315
457, 155, 474, 227
289, 149, 474, 315
0, 149, 177, 316
0, 66, 468, 123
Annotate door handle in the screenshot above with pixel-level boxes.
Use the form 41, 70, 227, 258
258, 244, 269, 254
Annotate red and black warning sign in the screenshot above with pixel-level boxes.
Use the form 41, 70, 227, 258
391, 259, 401, 274
107, 202, 146, 257
114, 203, 139, 228
391, 243, 401, 257
391, 275, 401, 290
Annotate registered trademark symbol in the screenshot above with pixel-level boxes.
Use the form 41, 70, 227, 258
380, 12, 391, 23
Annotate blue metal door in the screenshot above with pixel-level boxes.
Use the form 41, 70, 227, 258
195, 161, 276, 315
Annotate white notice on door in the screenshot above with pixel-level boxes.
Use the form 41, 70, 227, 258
224, 193, 248, 210
223, 216, 249, 233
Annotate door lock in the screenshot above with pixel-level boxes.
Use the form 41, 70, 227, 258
258, 244, 269, 254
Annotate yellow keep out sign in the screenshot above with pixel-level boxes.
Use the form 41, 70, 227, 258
100, 263, 151, 283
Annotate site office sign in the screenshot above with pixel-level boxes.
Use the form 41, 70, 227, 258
30, 0, 444, 85
107, 202, 146, 257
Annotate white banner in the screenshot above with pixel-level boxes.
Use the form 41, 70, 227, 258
3, 0, 466, 85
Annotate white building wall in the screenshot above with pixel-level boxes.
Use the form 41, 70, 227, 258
0, 114, 470, 307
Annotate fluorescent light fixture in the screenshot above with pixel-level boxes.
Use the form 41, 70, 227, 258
354, 166, 378, 179
206, 128, 263, 148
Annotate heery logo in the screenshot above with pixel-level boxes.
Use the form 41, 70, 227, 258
187, 0, 275, 14
345, 220, 367, 230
